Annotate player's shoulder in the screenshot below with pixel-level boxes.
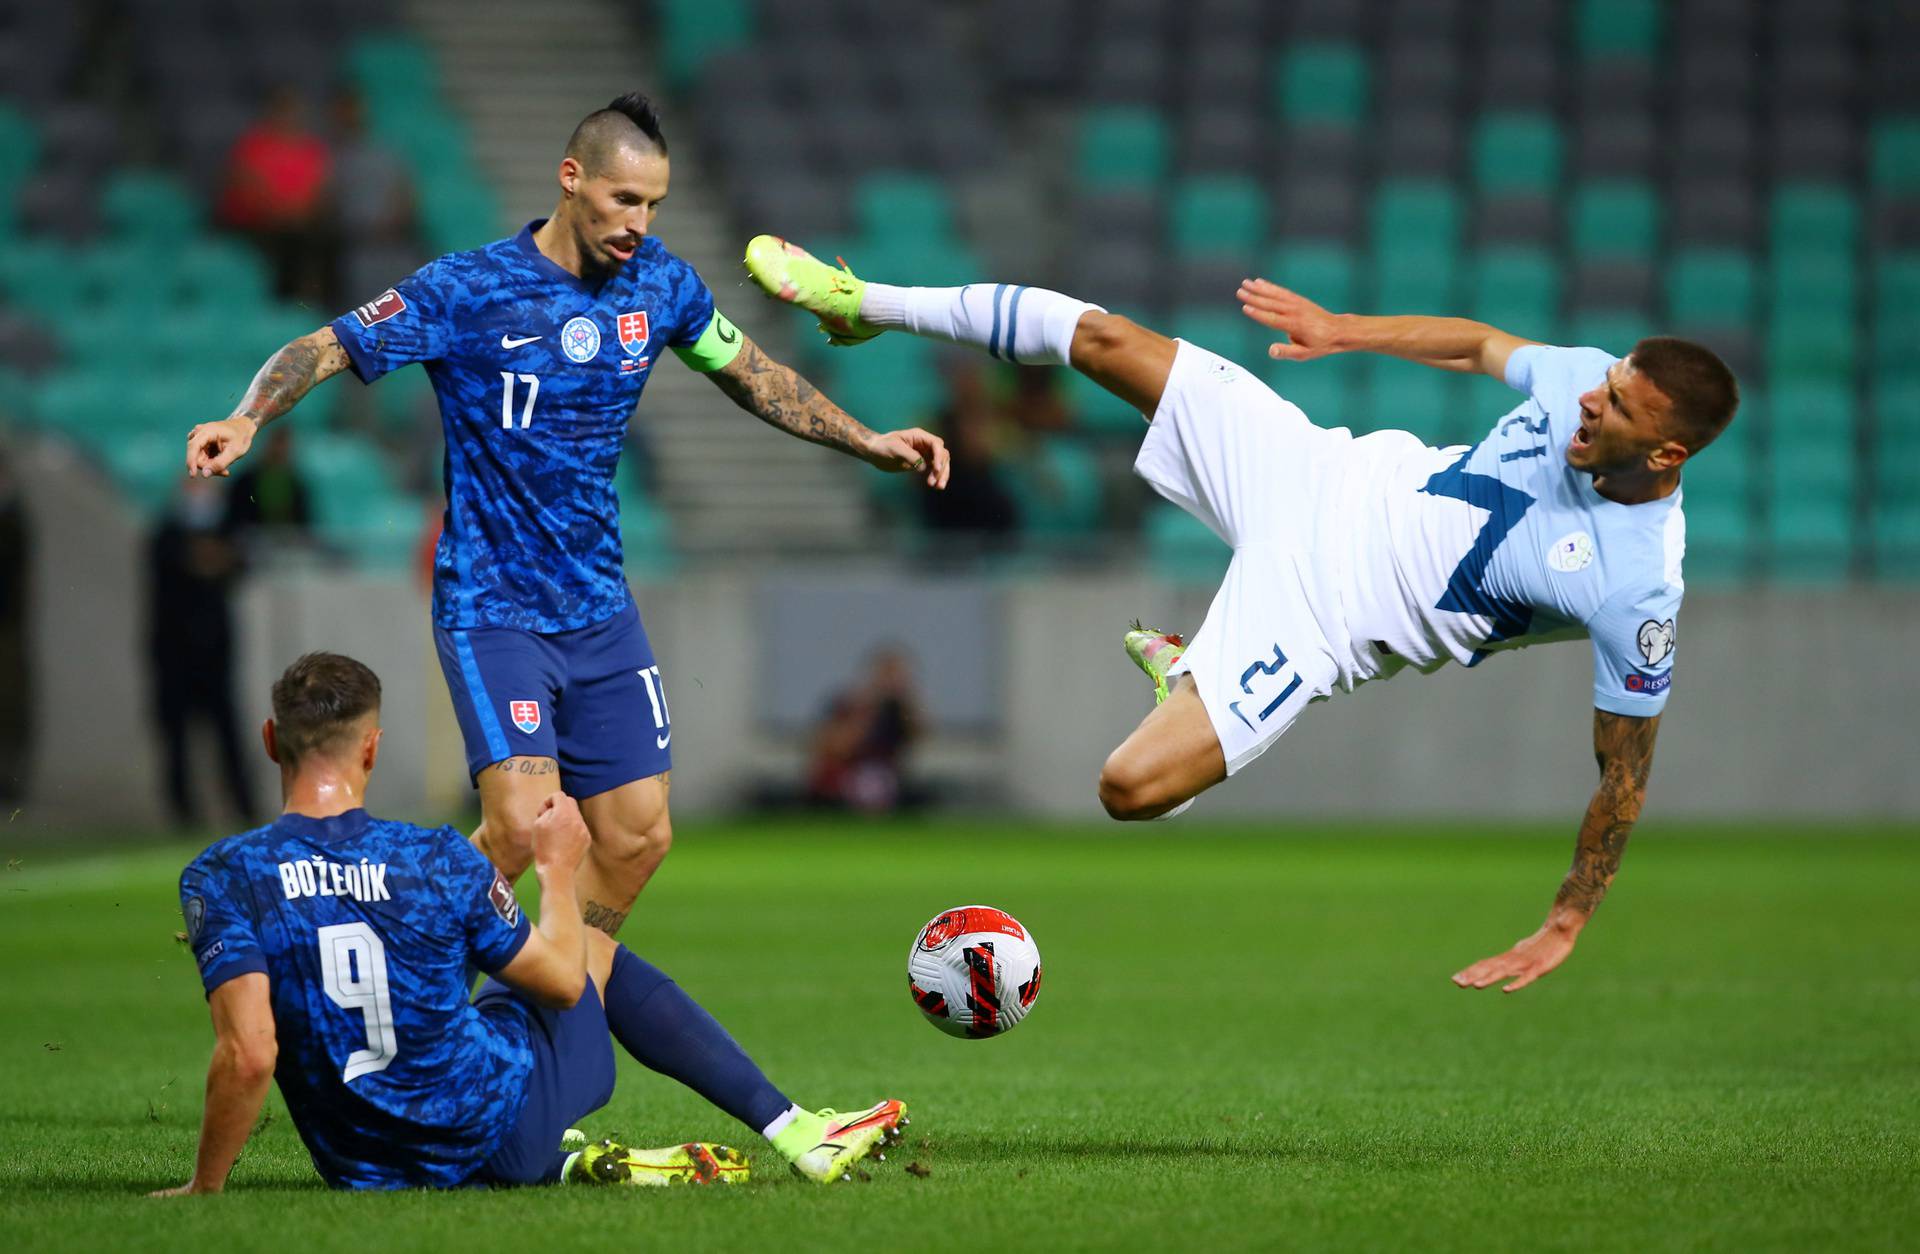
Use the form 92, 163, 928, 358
1594, 496, 1686, 612
1508, 343, 1619, 395
181, 822, 282, 883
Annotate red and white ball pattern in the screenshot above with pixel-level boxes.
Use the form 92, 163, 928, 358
907, 905, 1043, 1039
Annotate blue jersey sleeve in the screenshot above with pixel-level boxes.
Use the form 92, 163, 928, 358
1588, 583, 1681, 716
438, 830, 532, 973
330, 258, 461, 383
180, 850, 269, 996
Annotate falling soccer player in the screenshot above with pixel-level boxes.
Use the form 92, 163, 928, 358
744, 236, 1737, 996
184, 93, 950, 940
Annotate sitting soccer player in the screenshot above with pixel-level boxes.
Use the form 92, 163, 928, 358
157, 652, 905, 1195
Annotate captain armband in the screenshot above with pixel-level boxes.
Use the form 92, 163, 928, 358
671, 309, 745, 372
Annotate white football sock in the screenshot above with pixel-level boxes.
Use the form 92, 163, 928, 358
859, 283, 1102, 366
759, 1103, 802, 1140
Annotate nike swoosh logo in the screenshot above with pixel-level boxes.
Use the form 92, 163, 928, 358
501, 333, 542, 349
656, 731, 671, 749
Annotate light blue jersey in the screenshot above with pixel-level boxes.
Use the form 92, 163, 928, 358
1345, 345, 1684, 717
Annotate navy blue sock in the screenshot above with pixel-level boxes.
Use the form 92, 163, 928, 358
603, 945, 792, 1133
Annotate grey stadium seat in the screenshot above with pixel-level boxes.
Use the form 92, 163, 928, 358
1378, 112, 1462, 179
1378, 43, 1463, 116
1179, 108, 1268, 176
1770, 109, 1858, 183
1276, 175, 1361, 244
1572, 261, 1657, 313
1575, 110, 1657, 179
1475, 40, 1560, 111
1671, 111, 1757, 184
1670, 178, 1761, 249
1475, 196, 1559, 249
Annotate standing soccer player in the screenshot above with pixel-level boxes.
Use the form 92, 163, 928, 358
745, 236, 1738, 995
184, 95, 949, 935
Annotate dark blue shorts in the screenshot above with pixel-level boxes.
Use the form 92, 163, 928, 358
473, 978, 617, 1186
434, 601, 673, 798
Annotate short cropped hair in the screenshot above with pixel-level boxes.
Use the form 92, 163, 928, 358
1629, 336, 1740, 453
271, 652, 382, 765
564, 91, 668, 173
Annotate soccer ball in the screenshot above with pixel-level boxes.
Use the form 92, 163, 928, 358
906, 905, 1042, 1039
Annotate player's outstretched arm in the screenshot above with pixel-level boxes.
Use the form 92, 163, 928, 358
706, 333, 950, 488
152, 973, 277, 1196
1236, 277, 1534, 383
1452, 710, 1660, 994
493, 793, 591, 1009
185, 326, 353, 479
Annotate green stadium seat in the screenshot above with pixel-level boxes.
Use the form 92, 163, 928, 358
1471, 113, 1564, 194
1275, 42, 1369, 125
1876, 253, 1920, 314
1869, 503, 1920, 578
418, 169, 503, 255
1372, 180, 1463, 250
1667, 248, 1756, 327
1872, 434, 1920, 507
1567, 310, 1654, 356
346, 35, 441, 111
1468, 246, 1560, 337
373, 108, 475, 174
1169, 176, 1265, 258
1569, 180, 1660, 261
1576, 0, 1661, 57
1873, 380, 1920, 441
1871, 257, 1920, 378
1064, 367, 1143, 434
1769, 250, 1857, 319
175, 240, 273, 311
1460, 374, 1522, 442
0, 238, 80, 313
854, 174, 953, 244
660, 0, 754, 90
1767, 309, 1857, 385
1682, 496, 1757, 584
101, 431, 187, 517
1265, 242, 1357, 311
1169, 307, 1259, 366
1680, 433, 1752, 509
826, 337, 943, 424
1144, 501, 1230, 585
1764, 494, 1856, 582
1078, 108, 1171, 190
1004, 436, 1104, 538
1869, 117, 1920, 191
1263, 360, 1353, 425
1372, 248, 1458, 312
1769, 380, 1856, 441
1770, 184, 1859, 255
99, 170, 200, 245
0, 104, 36, 183
1363, 358, 1455, 443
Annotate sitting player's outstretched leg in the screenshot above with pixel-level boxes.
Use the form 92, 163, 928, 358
743, 235, 1179, 414
594, 941, 908, 1183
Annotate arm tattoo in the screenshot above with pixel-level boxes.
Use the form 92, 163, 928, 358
581, 900, 628, 936
708, 336, 876, 456
237, 330, 351, 431
1555, 710, 1660, 917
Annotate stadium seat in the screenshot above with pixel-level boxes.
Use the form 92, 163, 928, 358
1471, 113, 1564, 194
1363, 358, 1455, 443
99, 169, 199, 245
1872, 433, 1920, 508
1768, 248, 1858, 319
1869, 117, 1920, 190
1004, 436, 1104, 538
1468, 246, 1561, 337
1770, 183, 1859, 255
1168, 307, 1259, 368
1169, 176, 1265, 259
1078, 107, 1171, 190
1263, 359, 1354, 427
855, 174, 954, 244
659, 0, 754, 91
1566, 310, 1654, 356
1143, 501, 1229, 585
1764, 447, 1857, 582
1873, 379, 1920, 441
1767, 308, 1858, 385
1372, 180, 1463, 252
345, 34, 440, 111
1372, 247, 1458, 312
1569, 180, 1660, 261
1869, 503, 1920, 579
1575, 0, 1662, 58
1667, 248, 1756, 327
1264, 241, 1357, 311
175, 240, 273, 311
1274, 41, 1369, 125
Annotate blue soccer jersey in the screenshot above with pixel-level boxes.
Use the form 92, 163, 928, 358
330, 223, 720, 633
180, 810, 534, 1190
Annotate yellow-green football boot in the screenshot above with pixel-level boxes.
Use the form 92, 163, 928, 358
1123, 621, 1186, 705
774, 1100, 910, 1183
563, 1139, 750, 1186
742, 235, 883, 346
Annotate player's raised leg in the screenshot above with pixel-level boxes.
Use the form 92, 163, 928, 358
1099, 668, 1226, 820
743, 235, 1178, 414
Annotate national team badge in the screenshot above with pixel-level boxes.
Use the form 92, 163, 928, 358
1548, 530, 1596, 573
510, 700, 541, 734
617, 310, 650, 357
560, 316, 601, 363
353, 288, 407, 327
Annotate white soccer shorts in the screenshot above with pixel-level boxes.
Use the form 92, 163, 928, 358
1132, 340, 1355, 775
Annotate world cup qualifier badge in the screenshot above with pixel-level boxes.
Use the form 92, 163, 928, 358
510, 700, 541, 734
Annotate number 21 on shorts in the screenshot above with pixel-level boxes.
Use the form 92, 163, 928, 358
1228, 643, 1302, 732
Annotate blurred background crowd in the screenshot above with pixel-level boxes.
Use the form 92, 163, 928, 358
0, 0, 1914, 829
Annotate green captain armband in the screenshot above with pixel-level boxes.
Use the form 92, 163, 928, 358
672, 309, 744, 372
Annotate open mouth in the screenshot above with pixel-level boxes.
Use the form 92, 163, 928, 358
606, 238, 637, 262
1571, 423, 1594, 452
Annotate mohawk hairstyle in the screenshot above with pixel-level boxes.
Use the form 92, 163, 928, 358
565, 91, 668, 173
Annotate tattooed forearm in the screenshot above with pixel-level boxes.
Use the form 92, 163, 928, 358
1555, 711, 1660, 918
581, 900, 628, 936
708, 337, 876, 456
236, 329, 352, 430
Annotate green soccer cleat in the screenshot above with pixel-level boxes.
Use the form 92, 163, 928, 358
1124, 621, 1186, 705
564, 1139, 750, 1187
742, 234, 883, 346
781, 1100, 910, 1183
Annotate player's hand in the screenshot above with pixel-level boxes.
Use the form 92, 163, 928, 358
1451, 919, 1580, 994
530, 792, 590, 877
185, 415, 258, 478
859, 428, 950, 489
1236, 278, 1344, 363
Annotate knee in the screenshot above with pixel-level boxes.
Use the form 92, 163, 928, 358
590, 810, 673, 875
1097, 750, 1162, 822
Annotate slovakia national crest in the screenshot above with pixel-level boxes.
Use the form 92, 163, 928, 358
617, 310, 650, 357
510, 700, 541, 734
560, 316, 600, 363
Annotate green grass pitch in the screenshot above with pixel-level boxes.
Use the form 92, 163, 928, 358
3, 819, 1917, 1251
